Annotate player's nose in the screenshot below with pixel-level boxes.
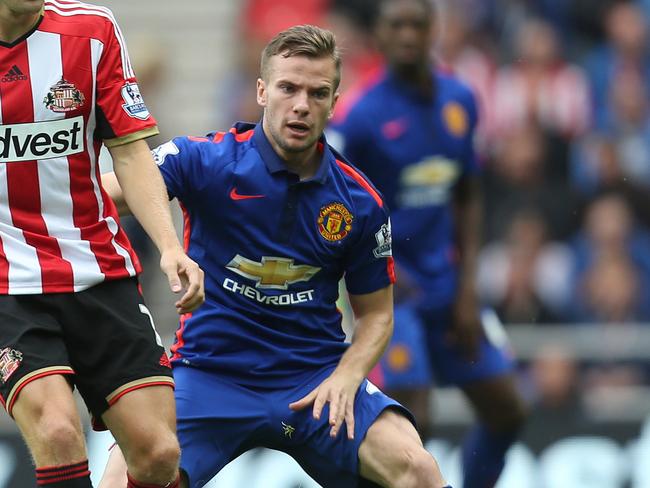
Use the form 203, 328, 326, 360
292, 91, 310, 114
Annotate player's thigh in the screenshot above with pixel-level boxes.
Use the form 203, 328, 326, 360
285, 373, 414, 488
13, 375, 86, 465
101, 385, 177, 454
462, 373, 527, 432
61, 278, 174, 430
357, 408, 424, 484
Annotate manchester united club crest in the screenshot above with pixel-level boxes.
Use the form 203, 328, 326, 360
0, 347, 23, 384
318, 202, 353, 242
442, 101, 468, 138
43, 77, 85, 112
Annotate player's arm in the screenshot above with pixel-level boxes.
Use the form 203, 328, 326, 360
290, 285, 393, 440
109, 139, 204, 313
110, 139, 177, 250
101, 171, 129, 216
453, 174, 482, 290
339, 286, 394, 383
450, 89, 483, 359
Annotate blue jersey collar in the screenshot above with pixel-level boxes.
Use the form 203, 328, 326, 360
385, 67, 437, 103
252, 121, 331, 184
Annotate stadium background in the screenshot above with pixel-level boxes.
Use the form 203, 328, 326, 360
2, 0, 650, 486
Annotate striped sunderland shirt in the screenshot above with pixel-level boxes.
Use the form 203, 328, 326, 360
0, 0, 159, 294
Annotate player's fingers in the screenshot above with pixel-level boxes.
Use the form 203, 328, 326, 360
186, 264, 204, 294
330, 392, 346, 438
178, 279, 200, 306
288, 388, 317, 411
161, 263, 182, 293
328, 391, 340, 426
175, 267, 205, 312
312, 389, 330, 420
345, 399, 355, 440
175, 295, 202, 314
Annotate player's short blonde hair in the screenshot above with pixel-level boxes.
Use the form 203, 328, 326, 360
260, 24, 341, 90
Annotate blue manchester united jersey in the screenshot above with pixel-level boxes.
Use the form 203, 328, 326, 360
330, 70, 479, 308
154, 122, 394, 388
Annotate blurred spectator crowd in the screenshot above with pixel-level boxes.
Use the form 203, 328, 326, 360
231, 0, 650, 328
219, 0, 650, 425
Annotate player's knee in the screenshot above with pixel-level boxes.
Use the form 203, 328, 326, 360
127, 432, 180, 482
391, 446, 443, 488
34, 416, 84, 453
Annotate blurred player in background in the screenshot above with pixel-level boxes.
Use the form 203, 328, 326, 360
330, 1, 527, 487
100, 24, 452, 488
0, 1, 204, 487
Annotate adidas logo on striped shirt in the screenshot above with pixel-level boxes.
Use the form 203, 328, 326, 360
1, 65, 27, 83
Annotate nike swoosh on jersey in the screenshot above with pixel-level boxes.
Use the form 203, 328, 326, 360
229, 187, 265, 200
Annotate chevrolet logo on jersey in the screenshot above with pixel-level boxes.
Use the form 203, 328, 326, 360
226, 255, 321, 290
397, 156, 460, 208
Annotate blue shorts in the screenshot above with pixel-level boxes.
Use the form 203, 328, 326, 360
379, 304, 514, 389
174, 365, 412, 488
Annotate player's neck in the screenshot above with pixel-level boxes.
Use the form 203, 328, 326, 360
282, 145, 320, 181
0, 8, 41, 44
262, 120, 321, 180
391, 64, 433, 96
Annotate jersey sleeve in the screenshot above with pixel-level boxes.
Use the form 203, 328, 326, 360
153, 137, 201, 203
154, 135, 232, 204
94, 12, 158, 146
344, 204, 395, 295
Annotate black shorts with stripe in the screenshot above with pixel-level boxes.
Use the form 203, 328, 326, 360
0, 277, 174, 425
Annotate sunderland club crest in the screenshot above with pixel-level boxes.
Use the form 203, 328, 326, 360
43, 77, 85, 112
0, 347, 23, 384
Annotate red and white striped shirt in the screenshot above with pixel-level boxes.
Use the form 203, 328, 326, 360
0, 0, 158, 294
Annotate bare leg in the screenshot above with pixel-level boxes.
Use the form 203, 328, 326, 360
358, 409, 448, 488
101, 386, 180, 486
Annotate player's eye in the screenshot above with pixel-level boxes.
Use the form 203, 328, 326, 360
389, 19, 428, 31
279, 84, 295, 94
313, 90, 329, 99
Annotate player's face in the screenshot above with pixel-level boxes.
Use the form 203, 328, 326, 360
0, 0, 44, 15
376, 0, 434, 70
257, 54, 339, 161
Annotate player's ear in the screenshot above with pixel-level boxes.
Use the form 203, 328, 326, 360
328, 91, 340, 119
256, 78, 267, 107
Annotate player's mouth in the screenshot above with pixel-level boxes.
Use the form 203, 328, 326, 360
286, 121, 311, 137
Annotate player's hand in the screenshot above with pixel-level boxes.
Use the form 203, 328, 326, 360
393, 264, 420, 303
288, 371, 362, 440
448, 288, 482, 361
159, 247, 205, 314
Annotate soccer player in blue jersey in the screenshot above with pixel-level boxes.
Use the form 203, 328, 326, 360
99, 25, 452, 488
329, 1, 527, 487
